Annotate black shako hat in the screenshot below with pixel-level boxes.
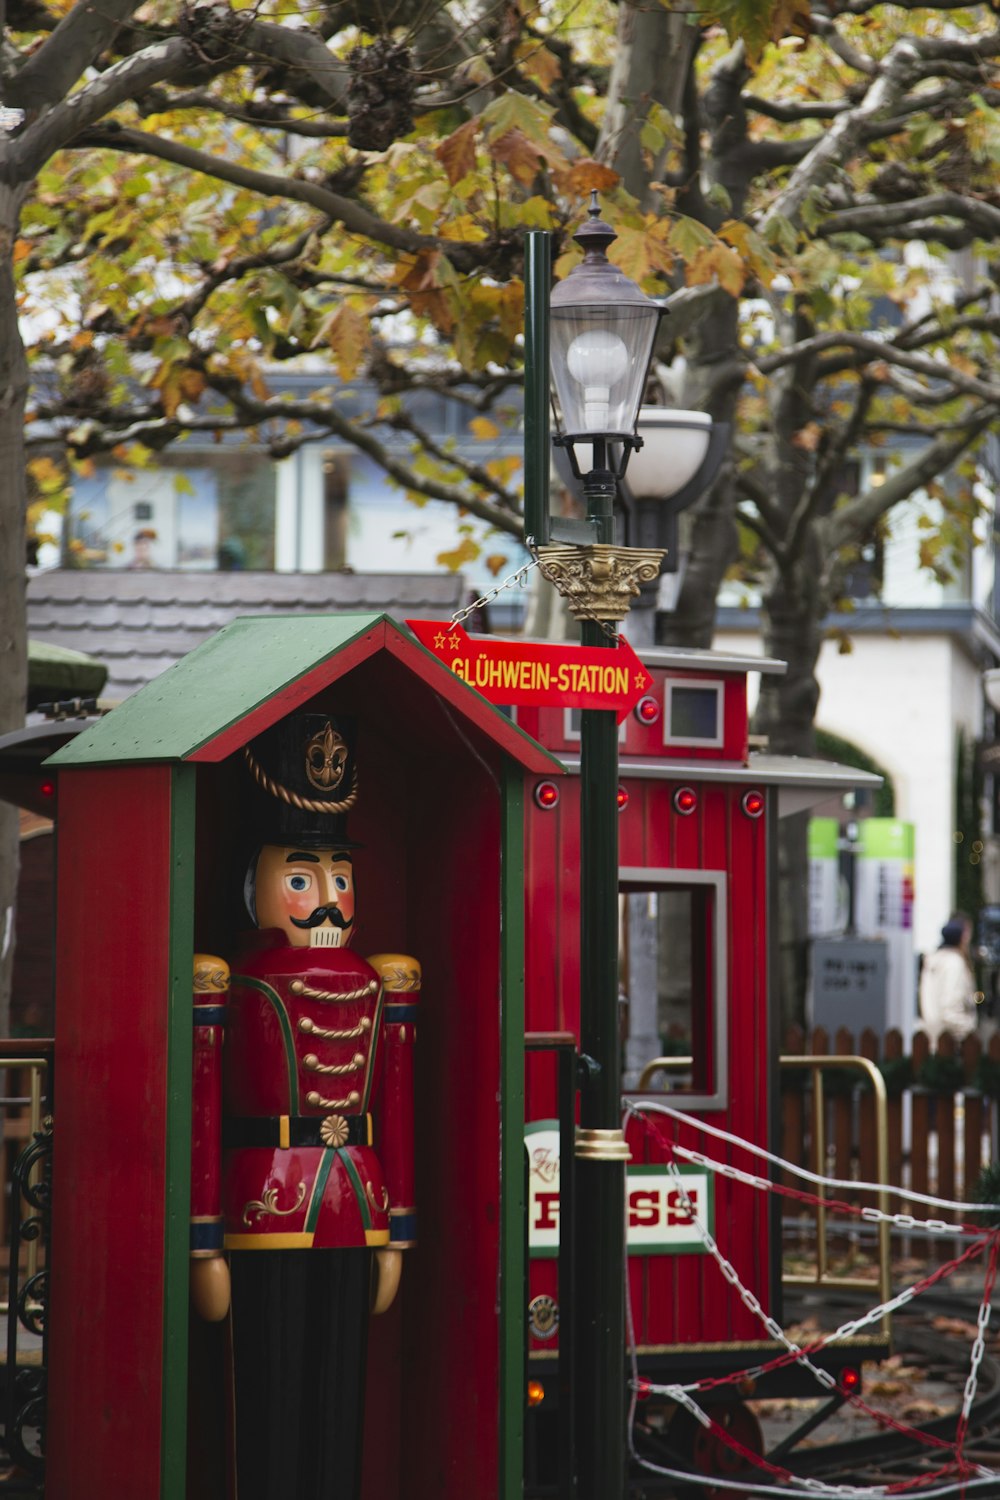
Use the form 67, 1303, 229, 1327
242, 713, 360, 848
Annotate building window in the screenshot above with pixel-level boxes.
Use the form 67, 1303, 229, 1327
65, 452, 277, 571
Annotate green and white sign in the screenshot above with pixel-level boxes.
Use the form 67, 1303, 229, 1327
525, 1122, 712, 1257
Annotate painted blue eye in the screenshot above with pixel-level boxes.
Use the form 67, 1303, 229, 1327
334, 875, 350, 893
289, 874, 309, 892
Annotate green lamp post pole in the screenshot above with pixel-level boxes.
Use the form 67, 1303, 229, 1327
524, 198, 666, 1500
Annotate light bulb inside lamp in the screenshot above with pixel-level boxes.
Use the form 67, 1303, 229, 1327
566, 329, 630, 432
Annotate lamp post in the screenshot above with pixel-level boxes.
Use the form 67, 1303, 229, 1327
529, 194, 666, 1500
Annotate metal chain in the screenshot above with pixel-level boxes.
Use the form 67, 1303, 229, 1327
667, 1140, 978, 1238
631, 1099, 992, 1216
447, 557, 539, 632
447, 544, 623, 642
958, 1237, 999, 1441
631, 1159, 995, 1498
626, 1105, 1000, 1498
631, 1107, 999, 1429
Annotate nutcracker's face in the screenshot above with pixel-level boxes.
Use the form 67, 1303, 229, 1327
254, 844, 356, 948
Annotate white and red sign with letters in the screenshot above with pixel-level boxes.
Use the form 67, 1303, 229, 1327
526, 1122, 712, 1256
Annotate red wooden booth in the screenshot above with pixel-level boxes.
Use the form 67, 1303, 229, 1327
45, 613, 561, 1500
518, 645, 883, 1480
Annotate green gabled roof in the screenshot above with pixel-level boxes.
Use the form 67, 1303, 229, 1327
47, 612, 562, 775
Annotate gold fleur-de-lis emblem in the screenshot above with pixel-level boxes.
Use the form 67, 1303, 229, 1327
305, 722, 348, 792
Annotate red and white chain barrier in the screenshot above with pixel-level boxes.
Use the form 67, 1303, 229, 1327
622, 1101, 1000, 1499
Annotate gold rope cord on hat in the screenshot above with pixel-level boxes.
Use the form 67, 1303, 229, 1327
243, 744, 359, 814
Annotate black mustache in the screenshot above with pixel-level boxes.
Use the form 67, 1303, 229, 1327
290, 905, 354, 930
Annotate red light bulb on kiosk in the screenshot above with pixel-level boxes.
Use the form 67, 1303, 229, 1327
534, 781, 560, 810
673, 786, 698, 816
634, 696, 659, 726
742, 789, 765, 819
617, 785, 629, 812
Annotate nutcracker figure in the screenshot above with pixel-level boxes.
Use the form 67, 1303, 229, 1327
190, 713, 419, 1500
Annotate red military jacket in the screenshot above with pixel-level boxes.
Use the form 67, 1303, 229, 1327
191, 937, 418, 1256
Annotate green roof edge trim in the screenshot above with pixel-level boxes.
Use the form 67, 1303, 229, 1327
47, 613, 387, 767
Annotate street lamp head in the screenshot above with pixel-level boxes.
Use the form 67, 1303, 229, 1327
549, 193, 665, 478
625, 409, 713, 501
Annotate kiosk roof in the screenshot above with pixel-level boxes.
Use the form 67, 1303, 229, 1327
48, 613, 563, 774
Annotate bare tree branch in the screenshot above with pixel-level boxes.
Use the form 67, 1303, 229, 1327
824, 407, 998, 551
757, 331, 1000, 404
142, 88, 350, 138
12, 36, 193, 175
757, 27, 1000, 240
820, 193, 1000, 242
6, 0, 142, 112
74, 123, 490, 273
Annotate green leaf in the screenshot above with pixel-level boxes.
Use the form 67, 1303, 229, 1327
479, 92, 555, 147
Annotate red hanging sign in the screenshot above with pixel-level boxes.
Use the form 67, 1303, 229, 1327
406, 620, 652, 724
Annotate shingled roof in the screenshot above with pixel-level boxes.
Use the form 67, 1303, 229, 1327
27, 568, 463, 703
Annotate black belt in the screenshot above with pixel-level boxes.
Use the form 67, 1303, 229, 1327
223, 1115, 368, 1148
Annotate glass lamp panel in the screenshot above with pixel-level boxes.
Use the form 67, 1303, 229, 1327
628, 410, 712, 501
550, 305, 658, 437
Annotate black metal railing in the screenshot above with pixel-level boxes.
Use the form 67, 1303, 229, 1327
0, 1044, 53, 1494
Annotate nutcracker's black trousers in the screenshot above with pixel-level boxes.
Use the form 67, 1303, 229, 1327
230, 1248, 371, 1500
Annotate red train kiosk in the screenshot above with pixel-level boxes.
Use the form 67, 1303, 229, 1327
44, 612, 562, 1500
518, 645, 883, 1488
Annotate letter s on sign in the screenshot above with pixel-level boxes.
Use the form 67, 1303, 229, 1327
666, 1189, 696, 1226
628, 1189, 660, 1229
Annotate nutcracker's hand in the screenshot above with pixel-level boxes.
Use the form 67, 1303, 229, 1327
371, 1249, 403, 1316
190, 1255, 231, 1322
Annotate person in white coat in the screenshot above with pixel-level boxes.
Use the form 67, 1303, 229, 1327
919, 914, 978, 1046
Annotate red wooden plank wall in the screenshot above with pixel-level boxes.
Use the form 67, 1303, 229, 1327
48, 764, 177, 1498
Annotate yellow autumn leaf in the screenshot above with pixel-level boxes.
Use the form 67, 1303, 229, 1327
516, 41, 561, 92
28, 455, 64, 490
613, 223, 674, 285
685, 243, 746, 297
485, 553, 509, 577
490, 129, 548, 185
566, 160, 620, 195
485, 456, 521, 484
440, 214, 488, 243
437, 536, 480, 571
469, 417, 501, 440
498, 282, 524, 341
791, 421, 823, 452
435, 120, 478, 187
320, 302, 371, 381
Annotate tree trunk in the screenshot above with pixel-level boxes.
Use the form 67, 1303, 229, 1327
599, 3, 696, 205
657, 470, 738, 648
755, 566, 826, 1027
0, 185, 31, 1035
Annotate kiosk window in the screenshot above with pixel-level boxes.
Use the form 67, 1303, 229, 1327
619, 874, 725, 1106
664, 680, 723, 747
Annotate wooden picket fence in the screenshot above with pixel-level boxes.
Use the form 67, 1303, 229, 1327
779, 1026, 1000, 1264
